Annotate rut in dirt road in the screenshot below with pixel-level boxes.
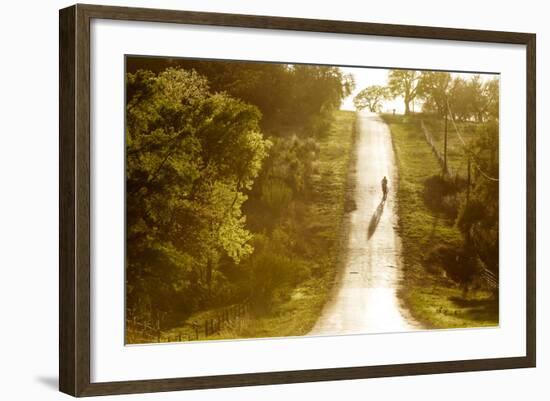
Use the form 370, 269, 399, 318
310, 111, 420, 336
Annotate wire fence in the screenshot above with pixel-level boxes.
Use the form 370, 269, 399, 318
481, 268, 498, 290
420, 120, 455, 178
445, 99, 499, 182
127, 301, 250, 343
420, 118, 499, 291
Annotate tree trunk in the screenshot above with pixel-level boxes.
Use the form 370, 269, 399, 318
404, 100, 410, 115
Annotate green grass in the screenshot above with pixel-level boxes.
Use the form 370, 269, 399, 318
407, 285, 498, 328
382, 113, 498, 329
242, 109, 358, 339
421, 117, 479, 178
164, 282, 331, 342
161, 110, 357, 342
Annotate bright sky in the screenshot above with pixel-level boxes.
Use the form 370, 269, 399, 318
339, 67, 403, 113
339, 67, 498, 113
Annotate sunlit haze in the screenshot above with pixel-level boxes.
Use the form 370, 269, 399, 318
340, 67, 497, 113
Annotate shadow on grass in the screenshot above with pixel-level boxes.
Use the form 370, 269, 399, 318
428, 215, 440, 242
449, 296, 499, 324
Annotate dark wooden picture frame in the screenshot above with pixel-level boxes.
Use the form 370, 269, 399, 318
59, 3, 536, 397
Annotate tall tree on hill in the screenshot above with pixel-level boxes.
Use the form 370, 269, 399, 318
353, 85, 389, 112
467, 75, 496, 123
417, 71, 452, 116
388, 70, 421, 115
483, 78, 500, 121
447, 77, 471, 121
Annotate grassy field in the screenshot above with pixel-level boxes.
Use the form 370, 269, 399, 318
421, 117, 480, 178
382, 113, 498, 329
160, 110, 357, 342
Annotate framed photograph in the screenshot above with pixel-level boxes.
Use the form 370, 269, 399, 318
59, 4, 536, 397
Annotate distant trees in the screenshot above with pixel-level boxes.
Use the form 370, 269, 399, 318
446, 77, 470, 121
417, 71, 452, 117
483, 79, 499, 120
416, 72, 499, 122
379, 69, 499, 121
450, 75, 499, 122
126, 57, 354, 138
388, 70, 421, 115
353, 85, 389, 112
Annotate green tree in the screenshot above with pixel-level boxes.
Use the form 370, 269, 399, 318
388, 70, 421, 115
456, 121, 499, 276
126, 57, 354, 138
446, 75, 499, 122
353, 85, 389, 112
447, 77, 470, 121
467, 75, 486, 122
483, 78, 499, 120
126, 68, 271, 321
417, 71, 452, 116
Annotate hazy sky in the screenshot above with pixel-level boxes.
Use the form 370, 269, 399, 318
340, 67, 498, 113
340, 67, 403, 112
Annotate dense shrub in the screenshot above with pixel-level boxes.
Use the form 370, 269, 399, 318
423, 174, 464, 218
455, 121, 499, 276
425, 244, 482, 295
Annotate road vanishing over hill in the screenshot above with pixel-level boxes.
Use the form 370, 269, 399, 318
310, 111, 421, 336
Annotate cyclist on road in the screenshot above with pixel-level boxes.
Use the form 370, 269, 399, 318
381, 176, 388, 200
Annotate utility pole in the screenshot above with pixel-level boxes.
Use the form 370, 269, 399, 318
465, 155, 472, 245
443, 102, 448, 176
467, 156, 471, 205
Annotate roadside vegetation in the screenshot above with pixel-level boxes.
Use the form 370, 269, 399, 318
164, 110, 356, 341
378, 71, 499, 328
125, 58, 356, 343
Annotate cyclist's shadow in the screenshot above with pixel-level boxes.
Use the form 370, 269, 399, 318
367, 197, 386, 239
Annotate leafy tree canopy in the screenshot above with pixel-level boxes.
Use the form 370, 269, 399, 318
388, 70, 421, 115
126, 68, 271, 318
127, 57, 354, 137
417, 71, 452, 116
353, 85, 389, 112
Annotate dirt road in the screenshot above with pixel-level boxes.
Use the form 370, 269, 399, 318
310, 111, 420, 335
